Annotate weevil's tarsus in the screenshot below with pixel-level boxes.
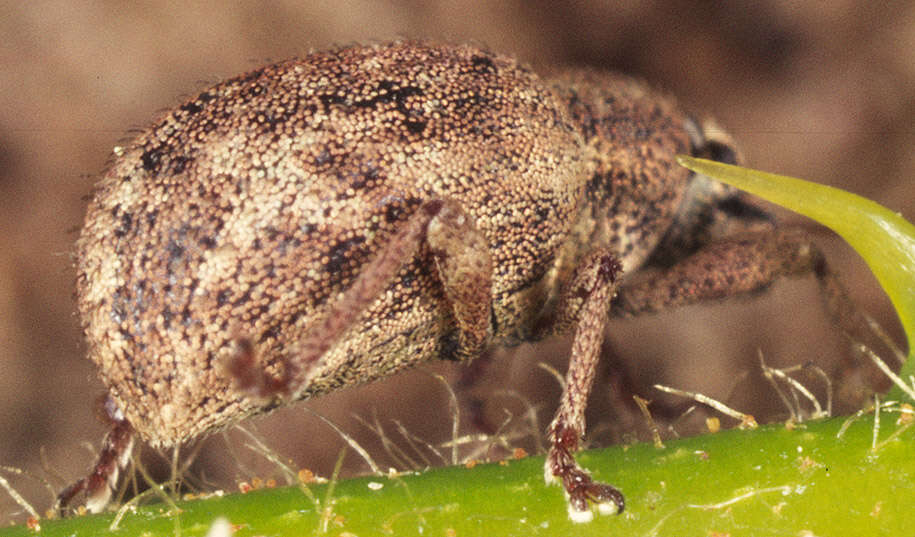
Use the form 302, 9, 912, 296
55, 397, 134, 515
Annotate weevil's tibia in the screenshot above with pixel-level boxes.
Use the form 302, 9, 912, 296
545, 250, 625, 523
229, 199, 493, 399
55, 396, 134, 515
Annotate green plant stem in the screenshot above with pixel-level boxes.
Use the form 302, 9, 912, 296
3, 414, 913, 536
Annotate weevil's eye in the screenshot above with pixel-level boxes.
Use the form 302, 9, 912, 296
704, 140, 737, 165
684, 116, 741, 165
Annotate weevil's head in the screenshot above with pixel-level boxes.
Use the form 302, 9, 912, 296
646, 117, 775, 266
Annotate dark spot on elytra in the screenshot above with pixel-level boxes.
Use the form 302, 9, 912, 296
199, 235, 217, 249
161, 307, 172, 329
259, 323, 281, 343
216, 289, 231, 307
534, 205, 551, 226
404, 119, 427, 134
186, 277, 200, 299
200, 120, 219, 134
319, 93, 347, 108
166, 239, 185, 261
114, 209, 133, 238
117, 326, 133, 343
324, 236, 367, 275
140, 147, 162, 172
399, 270, 415, 289
314, 149, 333, 167
232, 288, 252, 307
585, 171, 615, 202
453, 92, 487, 112
180, 101, 203, 115
243, 84, 265, 99
470, 54, 496, 74
382, 203, 404, 224
171, 154, 193, 174
360, 82, 424, 110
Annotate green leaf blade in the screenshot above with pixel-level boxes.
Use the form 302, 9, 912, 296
677, 155, 915, 391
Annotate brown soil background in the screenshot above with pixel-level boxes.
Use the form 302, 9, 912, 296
1, 1, 912, 521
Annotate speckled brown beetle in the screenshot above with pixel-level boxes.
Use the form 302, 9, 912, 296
58, 40, 859, 521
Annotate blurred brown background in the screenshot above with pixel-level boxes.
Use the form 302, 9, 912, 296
1, 0, 912, 521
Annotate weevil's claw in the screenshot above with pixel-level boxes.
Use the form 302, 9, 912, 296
567, 468, 625, 520
546, 424, 624, 523
553, 462, 625, 523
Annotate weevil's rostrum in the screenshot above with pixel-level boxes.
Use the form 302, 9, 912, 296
70, 40, 844, 519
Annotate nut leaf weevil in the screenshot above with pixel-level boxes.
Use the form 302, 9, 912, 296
59, 40, 862, 521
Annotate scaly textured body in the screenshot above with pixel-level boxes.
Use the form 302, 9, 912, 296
68, 40, 850, 520
77, 41, 694, 447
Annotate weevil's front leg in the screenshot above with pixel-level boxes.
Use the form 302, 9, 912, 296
613, 228, 864, 340
229, 199, 493, 398
545, 250, 625, 522
55, 396, 134, 515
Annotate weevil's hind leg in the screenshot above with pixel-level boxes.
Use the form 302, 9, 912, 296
544, 250, 625, 523
55, 396, 134, 515
229, 199, 493, 399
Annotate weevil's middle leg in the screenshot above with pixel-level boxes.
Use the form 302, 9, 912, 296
229, 199, 493, 399
544, 250, 625, 522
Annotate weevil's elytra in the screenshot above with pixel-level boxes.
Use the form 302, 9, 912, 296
64, 39, 860, 519
79, 41, 590, 444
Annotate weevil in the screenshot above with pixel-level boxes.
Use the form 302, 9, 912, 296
59, 40, 858, 521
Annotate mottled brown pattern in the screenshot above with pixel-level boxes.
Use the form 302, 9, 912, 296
77, 41, 594, 447
72, 40, 828, 517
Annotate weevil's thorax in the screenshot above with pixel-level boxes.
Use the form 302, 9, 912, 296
544, 70, 697, 279
76, 41, 588, 446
